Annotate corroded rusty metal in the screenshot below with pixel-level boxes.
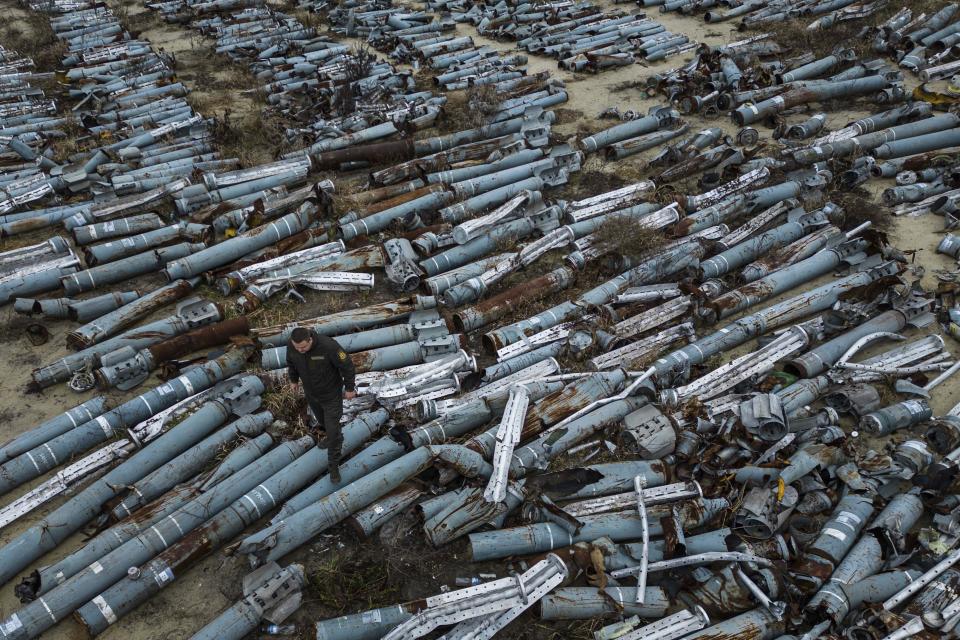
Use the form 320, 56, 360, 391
452, 266, 576, 332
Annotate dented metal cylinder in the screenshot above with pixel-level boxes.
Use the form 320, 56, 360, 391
255, 296, 435, 348
109, 411, 272, 520
420, 218, 536, 276
75, 423, 357, 635
683, 607, 785, 640
539, 586, 672, 619
188, 564, 305, 640
806, 493, 923, 618
164, 204, 315, 280
860, 399, 933, 436
67, 281, 207, 351
469, 498, 728, 561
275, 407, 480, 522
733, 75, 892, 126
67, 291, 141, 323
785, 309, 910, 378
698, 212, 825, 280
238, 445, 492, 567
315, 605, 412, 640
509, 397, 643, 476
10, 436, 311, 640
453, 266, 576, 332
71, 213, 166, 245
707, 239, 867, 322
83, 222, 210, 266
655, 262, 899, 382
792, 494, 874, 590
580, 110, 678, 152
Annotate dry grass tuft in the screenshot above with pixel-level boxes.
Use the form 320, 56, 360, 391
246, 299, 307, 329
48, 117, 86, 163
193, 284, 241, 321
609, 79, 647, 94
412, 70, 435, 94
2, 13, 65, 70
262, 383, 307, 431
291, 8, 324, 31
306, 553, 402, 614
594, 215, 669, 264
830, 186, 892, 231
111, 2, 162, 36
171, 48, 272, 158
437, 85, 498, 133
552, 108, 586, 126
209, 110, 290, 167
556, 167, 631, 201
328, 174, 367, 218
758, 22, 864, 59
903, 0, 958, 14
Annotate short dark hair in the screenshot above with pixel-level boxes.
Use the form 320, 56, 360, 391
291, 327, 311, 343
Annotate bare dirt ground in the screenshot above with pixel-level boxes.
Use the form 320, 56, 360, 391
0, 0, 956, 638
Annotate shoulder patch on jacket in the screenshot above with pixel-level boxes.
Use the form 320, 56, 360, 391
337, 350, 347, 360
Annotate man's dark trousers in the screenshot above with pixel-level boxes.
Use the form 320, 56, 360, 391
307, 395, 343, 470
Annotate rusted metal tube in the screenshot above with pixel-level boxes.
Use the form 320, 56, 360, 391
706, 239, 869, 322
94, 317, 251, 390
733, 75, 894, 126
452, 266, 577, 332
312, 138, 415, 170
66, 279, 199, 350
361, 183, 446, 216
67, 291, 142, 323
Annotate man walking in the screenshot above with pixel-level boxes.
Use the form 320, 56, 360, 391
285, 327, 356, 483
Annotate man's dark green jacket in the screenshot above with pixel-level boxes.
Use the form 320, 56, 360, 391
285, 330, 356, 400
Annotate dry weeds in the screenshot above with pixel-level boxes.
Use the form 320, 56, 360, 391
555, 167, 630, 201
48, 117, 86, 163
2, 13, 65, 70
552, 108, 586, 126
830, 186, 892, 231
291, 8, 324, 31
594, 214, 669, 263
246, 298, 306, 329
209, 110, 289, 167
437, 85, 499, 133
262, 381, 307, 432
306, 552, 402, 614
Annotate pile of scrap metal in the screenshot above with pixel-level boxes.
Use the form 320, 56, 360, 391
432, 0, 696, 70
0, 5, 373, 399
644, 6, 960, 124
643, 36, 906, 123
6, 0, 960, 638
148, 1, 449, 151
863, 4, 960, 79
650, 0, 890, 30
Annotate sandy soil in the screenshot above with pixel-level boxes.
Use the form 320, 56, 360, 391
0, 0, 956, 638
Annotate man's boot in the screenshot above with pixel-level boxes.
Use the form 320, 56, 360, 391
329, 463, 341, 484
